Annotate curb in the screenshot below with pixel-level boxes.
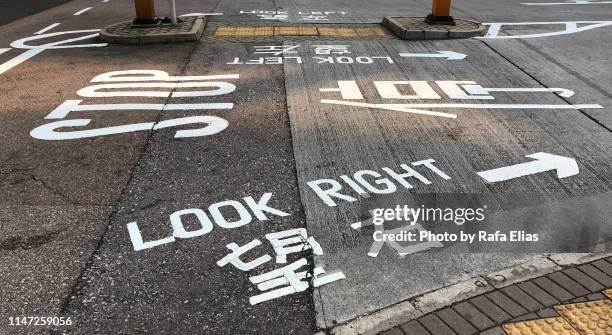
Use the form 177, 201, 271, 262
324, 253, 612, 335
382, 16, 486, 40
100, 17, 206, 45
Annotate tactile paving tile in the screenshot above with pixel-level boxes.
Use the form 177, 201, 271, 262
274, 26, 318, 36
555, 300, 612, 335
215, 26, 273, 36
604, 289, 612, 300
317, 27, 391, 37
503, 317, 581, 335
354, 27, 389, 36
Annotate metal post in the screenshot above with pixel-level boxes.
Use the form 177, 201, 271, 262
133, 0, 157, 25
425, 0, 455, 25
170, 0, 177, 25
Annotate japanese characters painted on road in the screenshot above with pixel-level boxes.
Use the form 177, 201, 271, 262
479, 21, 612, 39
319, 80, 603, 119
227, 45, 395, 66
30, 70, 238, 140
239, 9, 346, 21
0, 27, 107, 76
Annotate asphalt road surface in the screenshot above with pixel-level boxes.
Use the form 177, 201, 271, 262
0, 0, 76, 27
0, 0, 611, 334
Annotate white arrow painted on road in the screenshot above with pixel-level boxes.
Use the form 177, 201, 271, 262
477, 152, 579, 183
399, 51, 467, 60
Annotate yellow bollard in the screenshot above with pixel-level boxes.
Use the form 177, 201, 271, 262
133, 0, 156, 25
426, 0, 455, 25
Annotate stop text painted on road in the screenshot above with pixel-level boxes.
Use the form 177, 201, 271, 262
30, 70, 238, 140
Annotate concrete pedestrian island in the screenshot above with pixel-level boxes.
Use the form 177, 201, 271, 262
383, 16, 485, 39
99, 16, 205, 44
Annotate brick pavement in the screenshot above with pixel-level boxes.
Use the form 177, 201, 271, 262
379, 256, 612, 335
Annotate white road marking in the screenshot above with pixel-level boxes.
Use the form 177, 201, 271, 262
10, 30, 105, 49
179, 12, 223, 17
1, 30, 107, 76
320, 99, 603, 119
477, 153, 579, 183
479, 21, 612, 39
482, 87, 575, 98
399, 51, 467, 60
73, 7, 93, 16
102, 0, 109, 2
321, 99, 458, 118
0, 48, 10, 56
44, 100, 234, 119
34, 23, 61, 35
0, 49, 45, 75
522, 1, 612, 5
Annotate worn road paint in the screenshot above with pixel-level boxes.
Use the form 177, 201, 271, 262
321, 99, 458, 118
399, 51, 467, 60
43, 100, 234, 119
482, 87, 575, 98
3, 30, 103, 76
91, 70, 238, 82
0, 49, 44, 75
0, 48, 10, 56
320, 100, 602, 118
180, 12, 223, 17
477, 152, 579, 183
522, 1, 612, 5
76, 82, 237, 98
479, 21, 612, 39
10, 30, 105, 49
34, 23, 61, 35
73, 7, 93, 16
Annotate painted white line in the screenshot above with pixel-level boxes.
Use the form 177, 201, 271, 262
320, 99, 603, 118
321, 99, 458, 119
483, 20, 609, 25
102, 0, 109, 2
73, 7, 93, 16
322, 101, 603, 110
522, 1, 612, 4
0, 49, 45, 75
179, 12, 223, 17
34, 23, 61, 35
0, 48, 10, 56
478, 20, 612, 39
